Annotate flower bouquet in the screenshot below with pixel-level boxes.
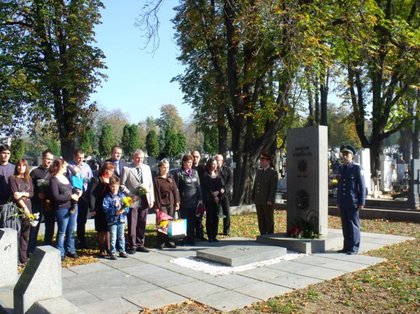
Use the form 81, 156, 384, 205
156, 210, 173, 235
122, 196, 133, 208
18, 209, 40, 227
136, 183, 149, 196
287, 219, 319, 239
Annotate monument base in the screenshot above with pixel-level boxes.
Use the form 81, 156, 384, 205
256, 229, 343, 254
0, 285, 13, 313
196, 243, 287, 266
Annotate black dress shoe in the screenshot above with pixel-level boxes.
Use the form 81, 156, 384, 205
337, 249, 347, 253
165, 242, 176, 248
109, 254, 117, 260
127, 248, 136, 254
157, 244, 164, 250
346, 251, 358, 255
67, 252, 78, 259
136, 246, 150, 253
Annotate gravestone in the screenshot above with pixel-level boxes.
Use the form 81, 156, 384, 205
286, 126, 328, 236
0, 228, 18, 287
197, 242, 287, 266
408, 159, 420, 210
14, 245, 62, 314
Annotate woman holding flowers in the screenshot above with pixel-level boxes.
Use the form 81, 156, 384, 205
89, 161, 115, 258
9, 159, 34, 264
49, 158, 81, 261
154, 159, 180, 249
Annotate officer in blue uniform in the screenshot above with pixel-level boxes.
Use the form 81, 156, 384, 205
337, 145, 366, 255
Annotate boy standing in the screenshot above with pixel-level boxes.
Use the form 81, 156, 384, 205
102, 176, 129, 260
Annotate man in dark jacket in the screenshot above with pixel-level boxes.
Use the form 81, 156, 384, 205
29, 149, 54, 250
192, 151, 206, 240
0, 144, 14, 205
106, 145, 126, 178
337, 144, 366, 255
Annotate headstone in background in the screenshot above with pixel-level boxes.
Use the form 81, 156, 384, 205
14, 246, 62, 314
380, 154, 393, 192
286, 126, 328, 237
0, 228, 18, 287
408, 159, 420, 210
355, 148, 371, 196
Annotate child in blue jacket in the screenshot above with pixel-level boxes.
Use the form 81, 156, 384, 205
102, 176, 129, 260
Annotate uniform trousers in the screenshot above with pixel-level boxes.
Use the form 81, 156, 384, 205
255, 204, 274, 235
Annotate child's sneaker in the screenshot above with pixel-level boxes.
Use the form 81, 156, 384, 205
119, 252, 128, 258
109, 254, 117, 260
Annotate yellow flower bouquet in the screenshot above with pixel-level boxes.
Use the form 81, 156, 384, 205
122, 196, 133, 208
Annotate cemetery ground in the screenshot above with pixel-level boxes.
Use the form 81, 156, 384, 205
30, 211, 419, 314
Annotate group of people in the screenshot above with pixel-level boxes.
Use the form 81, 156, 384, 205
0, 141, 365, 265
0, 144, 236, 263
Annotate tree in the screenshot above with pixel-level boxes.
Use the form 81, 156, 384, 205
98, 124, 115, 159
332, 0, 419, 173
161, 127, 186, 159
0, 0, 106, 160
10, 138, 25, 164
156, 104, 184, 132
78, 129, 95, 157
328, 103, 361, 149
146, 130, 160, 157
121, 124, 141, 158
171, 1, 331, 204
94, 108, 129, 143
202, 125, 218, 156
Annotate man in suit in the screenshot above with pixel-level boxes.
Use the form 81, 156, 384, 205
215, 154, 233, 236
337, 144, 366, 255
121, 149, 154, 253
106, 145, 125, 178
252, 152, 278, 235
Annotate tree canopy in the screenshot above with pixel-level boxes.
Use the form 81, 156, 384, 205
0, 0, 106, 159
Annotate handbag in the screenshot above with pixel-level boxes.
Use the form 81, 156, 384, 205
0, 201, 21, 232
167, 211, 187, 238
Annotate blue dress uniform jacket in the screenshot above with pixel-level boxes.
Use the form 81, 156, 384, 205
337, 162, 366, 253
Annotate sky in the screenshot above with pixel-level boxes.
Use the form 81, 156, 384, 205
91, 0, 191, 123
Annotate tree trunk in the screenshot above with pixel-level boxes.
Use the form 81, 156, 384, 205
319, 69, 329, 126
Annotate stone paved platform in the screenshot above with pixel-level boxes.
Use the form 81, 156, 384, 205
63, 231, 412, 313
0, 230, 414, 313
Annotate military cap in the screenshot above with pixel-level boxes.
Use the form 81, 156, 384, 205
340, 144, 356, 155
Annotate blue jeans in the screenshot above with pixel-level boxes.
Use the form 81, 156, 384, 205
109, 222, 126, 255
56, 207, 78, 257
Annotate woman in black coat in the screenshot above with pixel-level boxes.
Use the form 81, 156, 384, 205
201, 158, 223, 242
173, 154, 202, 245
89, 161, 115, 258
